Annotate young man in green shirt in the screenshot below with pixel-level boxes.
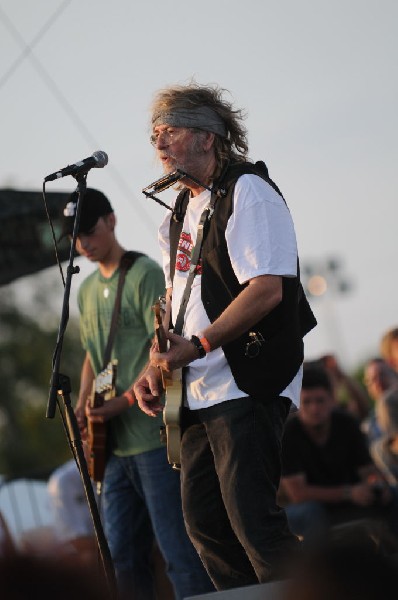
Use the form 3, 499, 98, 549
61, 187, 213, 600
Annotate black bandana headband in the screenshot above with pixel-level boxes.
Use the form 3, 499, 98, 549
152, 106, 227, 138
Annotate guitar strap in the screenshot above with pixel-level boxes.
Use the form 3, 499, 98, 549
102, 251, 143, 368
173, 192, 219, 336
172, 162, 229, 336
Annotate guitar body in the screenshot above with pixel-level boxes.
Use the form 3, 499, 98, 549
87, 360, 117, 482
162, 368, 183, 467
153, 299, 183, 469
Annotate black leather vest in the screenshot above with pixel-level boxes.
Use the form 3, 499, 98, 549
169, 161, 317, 399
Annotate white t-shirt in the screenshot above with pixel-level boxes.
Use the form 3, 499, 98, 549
158, 174, 302, 409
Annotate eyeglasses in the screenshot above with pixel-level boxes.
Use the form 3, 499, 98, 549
150, 128, 187, 147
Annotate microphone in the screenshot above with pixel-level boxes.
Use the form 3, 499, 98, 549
44, 150, 108, 182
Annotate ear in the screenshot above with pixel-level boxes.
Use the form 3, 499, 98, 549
202, 131, 215, 152
105, 212, 116, 230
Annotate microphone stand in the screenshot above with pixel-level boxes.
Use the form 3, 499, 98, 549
46, 173, 118, 600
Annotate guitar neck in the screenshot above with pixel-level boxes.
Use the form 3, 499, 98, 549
90, 360, 118, 407
86, 361, 117, 483
153, 300, 169, 353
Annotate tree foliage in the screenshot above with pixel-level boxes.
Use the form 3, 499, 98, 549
0, 278, 84, 479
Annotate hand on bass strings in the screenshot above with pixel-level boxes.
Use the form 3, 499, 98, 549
74, 404, 88, 441
134, 365, 164, 417
85, 395, 134, 423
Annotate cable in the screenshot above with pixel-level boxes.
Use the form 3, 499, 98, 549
0, 3, 158, 234
0, 1, 72, 92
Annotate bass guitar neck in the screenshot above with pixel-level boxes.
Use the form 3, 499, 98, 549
86, 359, 118, 483
153, 298, 183, 469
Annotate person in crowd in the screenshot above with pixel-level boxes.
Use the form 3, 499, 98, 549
280, 363, 395, 541
362, 357, 398, 444
47, 459, 96, 562
316, 353, 369, 420
370, 388, 398, 486
60, 188, 213, 600
380, 326, 398, 372
134, 81, 317, 591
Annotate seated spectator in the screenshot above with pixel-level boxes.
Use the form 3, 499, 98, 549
362, 358, 398, 444
370, 388, 398, 486
280, 363, 395, 541
47, 459, 97, 563
48, 460, 174, 599
312, 354, 369, 421
380, 326, 398, 372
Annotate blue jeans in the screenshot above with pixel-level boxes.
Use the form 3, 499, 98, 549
180, 396, 299, 591
286, 496, 398, 542
103, 447, 214, 600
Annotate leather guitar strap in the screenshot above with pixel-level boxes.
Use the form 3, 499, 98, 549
173, 193, 217, 336
102, 251, 142, 368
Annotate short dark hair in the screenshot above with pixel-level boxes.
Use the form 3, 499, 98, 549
302, 362, 333, 392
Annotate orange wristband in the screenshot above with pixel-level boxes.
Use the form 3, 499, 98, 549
123, 390, 135, 406
200, 336, 211, 353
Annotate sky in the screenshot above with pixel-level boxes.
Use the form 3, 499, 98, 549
1, 0, 397, 371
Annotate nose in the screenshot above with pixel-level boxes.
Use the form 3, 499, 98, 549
155, 131, 169, 149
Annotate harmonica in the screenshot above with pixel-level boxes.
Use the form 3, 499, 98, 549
142, 170, 186, 196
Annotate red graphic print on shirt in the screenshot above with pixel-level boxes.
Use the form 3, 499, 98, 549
176, 231, 202, 274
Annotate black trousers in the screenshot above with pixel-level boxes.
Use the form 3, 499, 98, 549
180, 395, 299, 591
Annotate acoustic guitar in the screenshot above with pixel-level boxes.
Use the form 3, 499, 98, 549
86, 360, 118, 483
153, 298, 183, 469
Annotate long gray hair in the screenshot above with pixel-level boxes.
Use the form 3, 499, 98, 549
150, 82, 249, 180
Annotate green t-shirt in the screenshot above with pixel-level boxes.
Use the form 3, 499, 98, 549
78, 254, 165, 456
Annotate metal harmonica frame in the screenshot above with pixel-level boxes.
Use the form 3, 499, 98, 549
142, 169, 212, 213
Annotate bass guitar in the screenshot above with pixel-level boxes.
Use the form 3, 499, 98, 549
86, 359, 118, 483
153, 298, 183, 469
